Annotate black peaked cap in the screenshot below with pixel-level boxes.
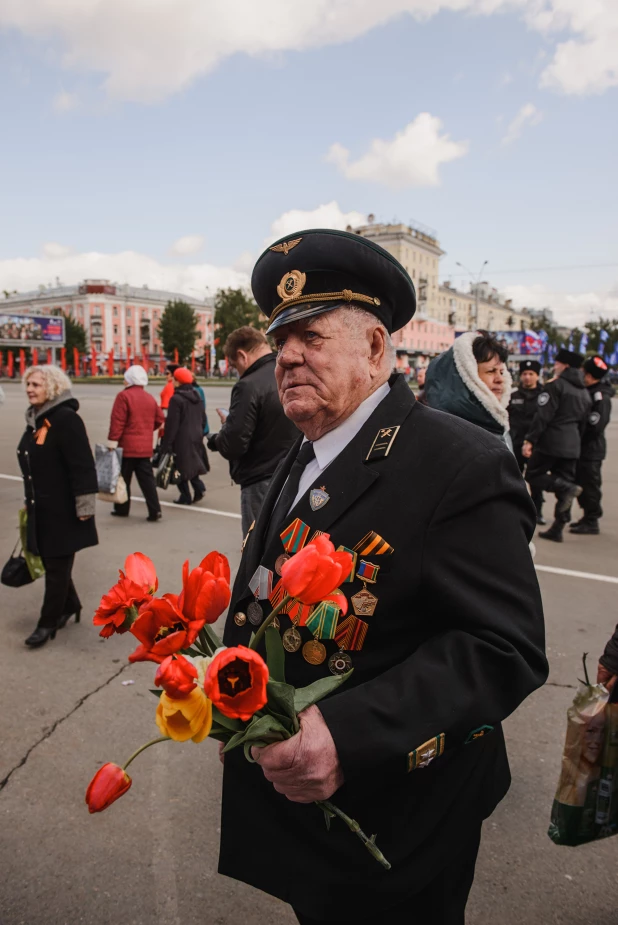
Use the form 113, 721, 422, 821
251, 228, 416, 335
583, 355, 609, 380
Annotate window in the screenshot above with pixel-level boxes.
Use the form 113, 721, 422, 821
127, 308, 132, 318
127, 327, 132, 336
113, 306, 118, 317
113, 325, 118, 335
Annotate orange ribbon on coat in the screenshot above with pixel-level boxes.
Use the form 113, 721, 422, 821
35, 418, 51, 445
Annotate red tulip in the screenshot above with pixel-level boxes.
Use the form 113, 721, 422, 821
155, 654, 198, 698
280, 534, 353, 605
178, 560, 231, 626
85, 762, 132, 813
93, 574, 153, 638
124, 552, 158, 594
128, 595, 190, 663
198, 551, 231, 584
204, 646, 269, 721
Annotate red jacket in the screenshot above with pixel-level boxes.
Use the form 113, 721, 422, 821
108, 386, 165, 458
160, 380, 175, 410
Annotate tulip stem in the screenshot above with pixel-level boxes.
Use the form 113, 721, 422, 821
123, 736, 170, 771
316, 799, 392, 870
249, 594, 292, 651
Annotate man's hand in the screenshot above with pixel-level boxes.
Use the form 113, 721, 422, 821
216, 408, 227, 424
522, 440, 533, 459
78, 516, 92, 521
597, 663, 617, 692
251, 705, 344, 803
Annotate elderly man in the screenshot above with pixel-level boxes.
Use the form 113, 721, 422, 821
219, 229, 547, 925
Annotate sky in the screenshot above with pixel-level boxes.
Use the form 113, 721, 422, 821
0, 0, 617, 326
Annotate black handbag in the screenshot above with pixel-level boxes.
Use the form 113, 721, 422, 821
155, 452, 180, 490
1, 539, 35, 587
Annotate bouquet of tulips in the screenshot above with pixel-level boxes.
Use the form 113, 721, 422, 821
86, 539, 390, 869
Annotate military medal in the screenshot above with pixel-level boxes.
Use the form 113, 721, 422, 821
328, 649, 352, 676
305, 601, 339, 639
353, 531, 394, 557
233, 611, 247, 627
282, 626, 302, 653
309, 486, 330, 511
336, 545, 357, 583
280, 518, 310, 554
351, 586, 378, 617
271, 616, 280, 630
248, 565, 273, 600
356, 560, 380, 584
275, 553, 290, 576
247, 601, 264, 626
302, 638, 326, 665
335, 615, 368, 651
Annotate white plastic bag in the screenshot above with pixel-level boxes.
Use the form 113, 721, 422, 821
95, 444, 123, 494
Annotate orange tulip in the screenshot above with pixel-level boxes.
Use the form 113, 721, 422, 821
179, 560, 231, 626
155, 654, 198, 698
198, 551, 231, 584
85, 762, 132, 813
280, 535, 353, 605
155, 687, 213, 742
204, 646, 269, 721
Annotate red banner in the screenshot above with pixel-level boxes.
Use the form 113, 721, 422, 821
191, 349, 196, 374
61, 347, 67, 371
91, 346, 97, 377
8, 351, 14, 378
32, 348, 38, 366
47, 348, 52, 365
159, 351, 165, 375
173, 348, 179, 364
19, 348, 26, 377
73, 347, 79, 377
126, 345, 132, 370
107, 350, 114, 377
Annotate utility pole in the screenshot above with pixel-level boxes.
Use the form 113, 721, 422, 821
456, 260, 488, 330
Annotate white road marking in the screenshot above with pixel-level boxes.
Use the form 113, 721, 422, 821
0, 472, 241, 519
535, 564, 618, 585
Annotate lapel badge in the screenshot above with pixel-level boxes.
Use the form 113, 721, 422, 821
351, 587, 378, 618
356, 560, 380, 584
366, 425, 400, 461
407, 734, 445, 772
310, 486, 330, 512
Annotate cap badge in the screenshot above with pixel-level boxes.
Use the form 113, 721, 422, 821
309, 486, 330, 511
277, 269, 307, 302
270, 237, 302, 256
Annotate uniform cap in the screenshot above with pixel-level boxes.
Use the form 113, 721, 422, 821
583, 355, 609, 380
519, 359, 541, 374
555, 348, 584, 368
251, 228, 416, 335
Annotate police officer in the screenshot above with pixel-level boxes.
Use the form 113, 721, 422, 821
523, 348, 591, 542
218, 228, 547, 925
508, 359, 545, 523
569, 355, 615, 535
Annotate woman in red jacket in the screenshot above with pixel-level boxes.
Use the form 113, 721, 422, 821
107, 365, 164, 522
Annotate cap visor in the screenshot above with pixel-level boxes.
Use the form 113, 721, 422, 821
266, 302, 340, 335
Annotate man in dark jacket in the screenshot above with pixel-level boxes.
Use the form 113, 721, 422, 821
508, 359, 545, 523
569, 355, 615, 535
207, 326, 298, 535
161, 367, 208, 505
523, 348, 591, 542
218, 229, 547, 924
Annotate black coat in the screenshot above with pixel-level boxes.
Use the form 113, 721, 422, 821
161, 385, 208, 480
219, 374, 547, 919
525, 367, 591, 458
17, 397, 98, 558
508, 384, 543, 452
209, 353, 298, 488
580, 378, 614, 461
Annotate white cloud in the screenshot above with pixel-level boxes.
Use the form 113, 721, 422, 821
326, 113, 468, 189
42, 242, 74, 259
501, 102, 543, 146
501, 282, 618, 327
169, 234, 205, 256
0, 1, 616, 101
52, 91, 79, 112
269, 201, 367, 243
0, 248, 248, 298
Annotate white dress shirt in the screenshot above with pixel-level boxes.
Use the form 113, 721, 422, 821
287, 381, 391, 513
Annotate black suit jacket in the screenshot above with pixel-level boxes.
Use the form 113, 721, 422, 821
218, 375, 547, 919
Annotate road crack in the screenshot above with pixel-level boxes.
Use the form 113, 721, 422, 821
545, 681, 576, 689
0, 661, 130, 794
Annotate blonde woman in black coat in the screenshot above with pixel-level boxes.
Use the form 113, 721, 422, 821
17, 366, 98, 648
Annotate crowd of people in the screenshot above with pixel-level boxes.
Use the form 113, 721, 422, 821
8, 224, 616, 924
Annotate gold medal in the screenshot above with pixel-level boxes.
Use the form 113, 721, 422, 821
302, 638, 326, 665
233, 611, 247, 627
282, 626, 302, 653
275, 553, 290, 576
351, 586, 378, 617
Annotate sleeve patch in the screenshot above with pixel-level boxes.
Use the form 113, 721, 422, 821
589, 412, 601, 425
465, 725, 494, 744
538, 393, 550, 406
594, 391, 603, 402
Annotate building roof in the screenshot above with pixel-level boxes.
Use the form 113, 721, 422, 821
1, 280, 213, 309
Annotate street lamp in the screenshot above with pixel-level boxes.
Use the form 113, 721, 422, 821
456, 260, 487, 329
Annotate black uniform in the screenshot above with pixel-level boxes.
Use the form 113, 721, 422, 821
573, 378, 615, 523
525, 368, 591, 523
508, 384, 543, 471
219, 375, 547, 922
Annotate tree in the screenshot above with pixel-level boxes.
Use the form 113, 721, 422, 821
158, 300, 199, 362
50, 309, 87, 355
214, 288, 266, 360
584, 317, 618, 358
528, 312, 563, 365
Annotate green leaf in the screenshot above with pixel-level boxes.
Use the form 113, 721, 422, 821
222, 714, 289, 754
182, 646, 204, 658
293, 670, 353, 714
149, 688, 163, 698
265, 626, 285, 684
266, 679, 296, 721
211, 705, 244, 732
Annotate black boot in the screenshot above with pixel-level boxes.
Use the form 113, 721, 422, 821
539, 521, 564, 543
569, 519, 600, 535
57, 607, 82, 629
25, 625, 57, 647
554, 479, 583, 514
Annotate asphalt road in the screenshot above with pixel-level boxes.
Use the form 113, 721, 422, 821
0, 382, 616, 925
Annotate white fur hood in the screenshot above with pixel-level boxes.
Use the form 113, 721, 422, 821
452, 332, 512, 432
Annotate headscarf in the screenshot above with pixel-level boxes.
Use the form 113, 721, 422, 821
124, 365, 148, 387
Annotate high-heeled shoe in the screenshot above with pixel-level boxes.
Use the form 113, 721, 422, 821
57, 607, 82, 629
25, 625, 57, 648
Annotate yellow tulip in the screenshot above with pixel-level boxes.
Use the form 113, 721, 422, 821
155, 687, 213, 743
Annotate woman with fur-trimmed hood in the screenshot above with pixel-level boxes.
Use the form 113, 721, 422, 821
425, 331, 513, 449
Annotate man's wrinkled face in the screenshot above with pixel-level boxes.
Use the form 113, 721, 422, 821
477, 355, 506, 399
273, 310, 373, 435
520, 370, 539, 389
